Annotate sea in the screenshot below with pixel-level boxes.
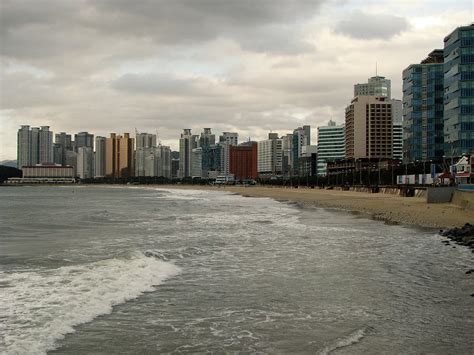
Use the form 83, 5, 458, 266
0, 186, 473, 354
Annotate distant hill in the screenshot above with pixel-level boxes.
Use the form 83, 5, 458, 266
0, 160, 17, 168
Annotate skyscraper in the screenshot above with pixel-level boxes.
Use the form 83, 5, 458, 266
317, 120, 345, 176
74, 132, 94, 152
179, 129, 197, 178
257, 133, 283, 177
105, 133, 134, 178
354, 76, 391, 99
94, 136, 106, 178
345, 96, 393, 159
77, 147, 94, 179
230, 142, 258, 180
136, 133, 157, 149
54, 132, 73, 165
402, 49, 444, 162
16, 125, 53, 168
444, 25, 474, 158
391, 99, 404, 161
200, 128, 216, 178
218, 132, 238, 176
292, 125, 310, 174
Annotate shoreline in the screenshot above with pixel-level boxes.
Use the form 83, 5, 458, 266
150, 184, 473, 230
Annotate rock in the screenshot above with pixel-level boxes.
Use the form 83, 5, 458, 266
466, 269, 474, 275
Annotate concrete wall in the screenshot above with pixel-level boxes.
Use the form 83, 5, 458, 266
452, 190, 474, 210
426, 187, 456, 203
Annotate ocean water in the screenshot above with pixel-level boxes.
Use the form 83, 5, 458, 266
0, 186, 473, 354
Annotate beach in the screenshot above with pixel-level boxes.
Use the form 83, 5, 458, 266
157, 185, 474, 229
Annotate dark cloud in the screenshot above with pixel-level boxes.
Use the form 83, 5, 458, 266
334, 10, 409, 40
0, 0, 325, 61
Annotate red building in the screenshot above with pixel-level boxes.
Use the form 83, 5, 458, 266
229, 143, 258, 180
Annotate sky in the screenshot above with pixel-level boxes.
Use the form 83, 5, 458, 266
0, 0, 472, 160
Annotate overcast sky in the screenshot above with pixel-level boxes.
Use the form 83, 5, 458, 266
0, 0, 472, 160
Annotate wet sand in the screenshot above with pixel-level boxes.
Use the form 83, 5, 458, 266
157, 185, 474, 229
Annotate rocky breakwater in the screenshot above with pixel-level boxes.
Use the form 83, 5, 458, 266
440, 223, 474, 250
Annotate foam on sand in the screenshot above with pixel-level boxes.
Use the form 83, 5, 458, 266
0, 252, 181, 354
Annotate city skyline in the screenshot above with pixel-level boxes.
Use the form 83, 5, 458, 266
1, 0, 471, 160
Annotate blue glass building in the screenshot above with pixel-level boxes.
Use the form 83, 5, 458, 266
444, 25, 474, 158
402, 50, 444, 162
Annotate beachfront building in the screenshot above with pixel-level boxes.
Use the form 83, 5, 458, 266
402, 49, 444, 162
191, 147, 203, 178
345, 96, 393, 159
444, 25, 474, 158
77, 147, 94, 179
17, 125, 53, 169
391, 99, 403, 160
229, 142, 258, 181
292, 125, 311, 174
258, 133, 283, 177
105, 133, 134, 178
178, 129, 198, 178
94, 136, 106, 178
218, 132, 238, 176
317, 120, 345, 176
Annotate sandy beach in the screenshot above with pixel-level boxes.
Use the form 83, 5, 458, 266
156, 185, 474, 229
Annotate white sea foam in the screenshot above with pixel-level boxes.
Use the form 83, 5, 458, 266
318, 326, 371, 355
0, 253, 180, 354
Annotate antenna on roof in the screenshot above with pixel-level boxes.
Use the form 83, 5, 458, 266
375, 61, 378, 76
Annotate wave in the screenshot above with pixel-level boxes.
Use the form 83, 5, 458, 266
0, 252, 180, 354
318, 326, 374, 355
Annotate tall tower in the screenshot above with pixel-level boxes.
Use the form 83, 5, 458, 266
443, 25, 474, 158
94, 136, 106, 178
105, 133, 134, 178
16, 125, 53, 168
179, 129, 197, 178
402, 49, 444, 162
345, 96, 393, 159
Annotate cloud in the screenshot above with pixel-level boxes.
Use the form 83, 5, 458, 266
334, 10, 409, 40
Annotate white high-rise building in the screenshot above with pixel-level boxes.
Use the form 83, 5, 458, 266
77, 147, 94, 179
218, 132, 238, 175
317, 120, 345, 176
94, 136, 106, 178
16, 125, 53, 169
257, 134, 283, 176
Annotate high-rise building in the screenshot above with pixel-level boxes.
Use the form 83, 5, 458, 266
402, 49, 444, 162
391, 99, 404, 160
292, 125, 310, 174
179, 129, 197, 178
38, 126, 53, 164
444, 25, 474, 158
94, 136, 106, 178
345, 96, 393, 159
230, 142, 258, 180
354, 76, 391, 99
77, 147, 94, 179
199, 128, 216, 177
218, 132, 238, 176
17, 125, 32, 169
54, 132, 73, 165
281, 133, 294, 176
74, 132, 94, 152
16, 125, 53, 168
136, 133, 157, 149
257, 134, 283, 177
157, 145, 172, 178
317, 120, 345, 176
191, 147, 203, 178
105, 133, 134, 178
